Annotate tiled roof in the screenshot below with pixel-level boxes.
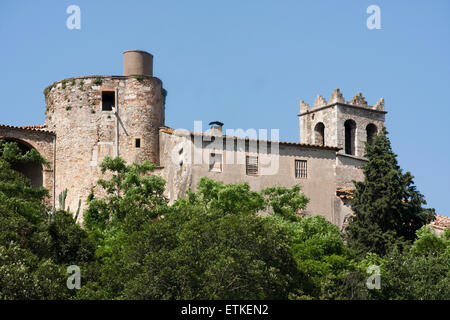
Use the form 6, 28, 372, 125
336, 187, 354, 199
0, 124, 55, 135
159, 126, 342, 151
430, 215, 450, 231
335, 188, 450, 232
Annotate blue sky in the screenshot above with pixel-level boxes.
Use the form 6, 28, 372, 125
1, 0, 449, 216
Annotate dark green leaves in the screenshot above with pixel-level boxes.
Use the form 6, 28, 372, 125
346, 128, 435, 255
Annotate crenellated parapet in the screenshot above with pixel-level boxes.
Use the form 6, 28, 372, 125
298, 89, 385, 114
374, 98, 385, 111
298, 88, 387, 158
299, 100, 311, 113
329, 88, 345, 104
348, 92, 368, 107
314, 95, 327, 108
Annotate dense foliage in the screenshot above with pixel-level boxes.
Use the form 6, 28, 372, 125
0, 140, 94, 299
0, 133, 448, 300
345, 127, 435, 255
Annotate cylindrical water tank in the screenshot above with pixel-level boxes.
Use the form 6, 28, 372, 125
123, 50, 153, 77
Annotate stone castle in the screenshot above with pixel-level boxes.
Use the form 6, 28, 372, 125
0, 50, 387, 228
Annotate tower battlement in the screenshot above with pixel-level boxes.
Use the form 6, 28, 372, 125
298, 89, 386, 158
299, 89, 385, 114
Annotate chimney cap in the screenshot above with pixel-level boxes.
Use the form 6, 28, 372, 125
123, 50, 153, 57
209, 121, 224, 127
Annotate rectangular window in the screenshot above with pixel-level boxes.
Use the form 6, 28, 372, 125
209, 153, 222, 172
102, 91, 115, 111
295, 160, 307, 178
135, 138, 141, 148
246, 155, 258, 175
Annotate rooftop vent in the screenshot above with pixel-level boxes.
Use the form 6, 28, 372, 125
209, 121, 223, 136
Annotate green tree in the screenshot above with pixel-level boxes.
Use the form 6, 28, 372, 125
0, 141, 50, 253
122, 207, 299, 299
84, 156, 167, 233
261, 185, 309, 221
410, 226, 449, 256
360, 228, 450, 300
268, 215, 367, 299
48, 210, 95, 264
0, 140, 94, 299
78, 172, 303, 299
79, 157, 169, 299
345, 128, 435, 255
194, 177, 265, 215
0, 243, 68, 300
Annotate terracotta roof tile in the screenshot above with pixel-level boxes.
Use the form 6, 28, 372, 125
336, 187, 354, 199
430, 215, 450, 230
0, 124, 55, 135
159, 127, 342, 151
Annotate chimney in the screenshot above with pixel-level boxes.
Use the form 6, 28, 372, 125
209, 121, 224, 136
123, 50, 153, 77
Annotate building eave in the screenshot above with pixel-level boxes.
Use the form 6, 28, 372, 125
297, 102, 387, 117
159, 126, 342, 151
0, 124, 55, 135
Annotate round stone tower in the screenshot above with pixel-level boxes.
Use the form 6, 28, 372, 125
43, 50, 165, 212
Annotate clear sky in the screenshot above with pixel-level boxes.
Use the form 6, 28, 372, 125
1, 0, 449, 216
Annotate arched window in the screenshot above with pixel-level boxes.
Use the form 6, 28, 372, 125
366, 124, 377, 145
344, 119, 356, 155
314, 122, 325, 146
0, 138, 43, 187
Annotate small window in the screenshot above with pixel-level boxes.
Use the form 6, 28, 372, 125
102, 91, 115, 111
135, 138, 141, 148
246, 155, 258, 175
295, 160, 307, 179
209, 153, 222, 172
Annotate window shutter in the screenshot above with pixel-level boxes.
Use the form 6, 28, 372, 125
246, 156, 258, 175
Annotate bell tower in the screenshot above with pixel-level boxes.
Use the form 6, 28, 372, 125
298, 89, 386, 158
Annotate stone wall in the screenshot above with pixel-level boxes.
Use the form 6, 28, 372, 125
299, 103, 338, 147
158, 129, 194, 202
159, 130, 340, 222
334, 154, 367, 228
298, 89, 386, 158
335, 154, 366, 188
336, 104, 385, 158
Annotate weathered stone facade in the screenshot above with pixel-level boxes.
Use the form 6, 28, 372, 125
0, 50, 388, 228
297, 88, 386, 225
159, 129, 341, 222
44, 74, 164, 212
299, 88, 386, 158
